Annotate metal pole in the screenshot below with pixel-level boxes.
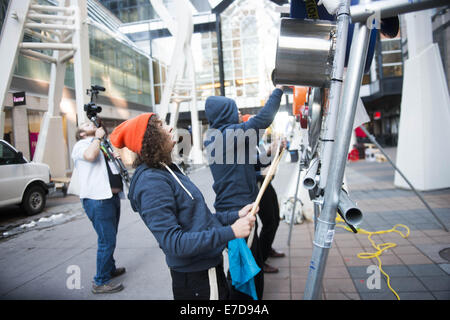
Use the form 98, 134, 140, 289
360, 126, 448, 232
350, 0, 449, 22
304, 22, 372, 300
313, 202, 320, 232
215, 13, 225, 96
318, 0, 350, 189
287, 158, 303, 246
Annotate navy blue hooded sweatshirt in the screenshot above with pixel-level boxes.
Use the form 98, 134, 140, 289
128, 163, 239, 272
204, 88, 283, 211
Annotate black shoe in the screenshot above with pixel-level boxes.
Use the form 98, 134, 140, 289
111, 267, 126, 278
92, 281, 124, 294
269, 248, 286, 258
263, 263, 279, 273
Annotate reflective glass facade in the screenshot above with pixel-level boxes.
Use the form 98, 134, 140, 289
12, 24, 154, 107
380, 36, 403, 78
218, 0, 279, 107
100, 0, 163, 23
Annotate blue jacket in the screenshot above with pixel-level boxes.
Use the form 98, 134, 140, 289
204, 88, 283, 211
128, 163, 239, 272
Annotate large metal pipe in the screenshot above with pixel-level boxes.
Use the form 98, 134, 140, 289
304, 19, 371, 300
337, 189, 363, 226
303, 157, 319, 190
350, 0, 449, 23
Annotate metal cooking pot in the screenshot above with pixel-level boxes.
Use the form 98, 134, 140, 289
273, 18, 337, 88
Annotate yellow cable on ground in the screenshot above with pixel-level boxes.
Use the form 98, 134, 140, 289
335, 216, 410, 300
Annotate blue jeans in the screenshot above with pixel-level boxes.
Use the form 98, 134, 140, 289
82, 194, 120, 285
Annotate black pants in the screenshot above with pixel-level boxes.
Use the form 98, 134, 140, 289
170, 262, 229, 300
227, 224, 264, 300
258, 181, 280, 262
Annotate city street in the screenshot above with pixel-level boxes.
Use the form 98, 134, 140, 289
1, 149, 449, 300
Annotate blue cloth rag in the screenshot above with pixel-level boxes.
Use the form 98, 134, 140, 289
228, 238, 261, 300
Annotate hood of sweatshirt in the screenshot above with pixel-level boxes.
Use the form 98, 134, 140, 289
205, 96, 239, 130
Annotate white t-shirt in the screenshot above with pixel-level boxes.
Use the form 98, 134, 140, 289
69, 137, 112, 200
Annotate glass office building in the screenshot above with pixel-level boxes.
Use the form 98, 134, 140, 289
11, 1, 155, 107
113, 0, 282, 116
1, 0, 167, 164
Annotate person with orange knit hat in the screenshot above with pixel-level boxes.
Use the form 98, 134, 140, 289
71, 120, 126, 294
110, 113, 258, 300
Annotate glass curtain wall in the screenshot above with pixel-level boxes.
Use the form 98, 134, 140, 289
193, 31, 220, 101
152, 57, 168, 105
221, 12, 259, 99
0, 0, 10, 36
380, 35, 403, 77
99, 0, 180, 23
219, 0, 279, 107
147, 0, 279, 107
87, 25, 152, 105
11, 0, 154, 108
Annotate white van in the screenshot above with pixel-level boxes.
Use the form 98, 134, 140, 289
0, 139, 54, 216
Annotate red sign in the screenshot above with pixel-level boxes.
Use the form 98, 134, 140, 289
374, 111, 381, 120
29, 132, 39, 160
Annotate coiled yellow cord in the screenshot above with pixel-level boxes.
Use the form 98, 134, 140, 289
335, 216, 410, 300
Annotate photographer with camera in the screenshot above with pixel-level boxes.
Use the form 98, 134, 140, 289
70, 91, 126, 294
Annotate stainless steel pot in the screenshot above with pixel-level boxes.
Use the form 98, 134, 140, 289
273, 18, 337, 88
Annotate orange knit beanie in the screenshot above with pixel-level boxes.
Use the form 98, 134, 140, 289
110, 113, 154, 154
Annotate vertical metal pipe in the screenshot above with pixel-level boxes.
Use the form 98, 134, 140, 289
215, 13, 225, 96
304, 22, 372, 300
287, 159, 303, 246
318, 2, 350, 189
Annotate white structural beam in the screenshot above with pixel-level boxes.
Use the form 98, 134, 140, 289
395, 10, 450, 190
19, 49, 58, 63
72, 0, 91, 125
27, 13, 75, 22
24, 22, 75, 30
0, 0, 33, 138
149, 0, 177, 36
19, 42, 76, 50
29, 4, 75, 13
151, 0, 203, 164
33, 0, 70, 178
1, 0, 90, 176
24, 28, 58, 42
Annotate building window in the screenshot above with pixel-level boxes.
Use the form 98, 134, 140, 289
380, 38, 403, 77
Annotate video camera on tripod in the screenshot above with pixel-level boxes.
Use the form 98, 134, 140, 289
84, 85, 105, 120
84, 85, 130, 189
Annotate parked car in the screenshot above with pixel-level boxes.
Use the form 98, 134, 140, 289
0, 139, 54, 216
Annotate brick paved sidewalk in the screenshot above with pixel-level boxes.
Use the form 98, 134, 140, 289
264, 148, 450, 300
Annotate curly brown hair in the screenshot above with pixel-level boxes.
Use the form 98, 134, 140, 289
133, 115, 172, 169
